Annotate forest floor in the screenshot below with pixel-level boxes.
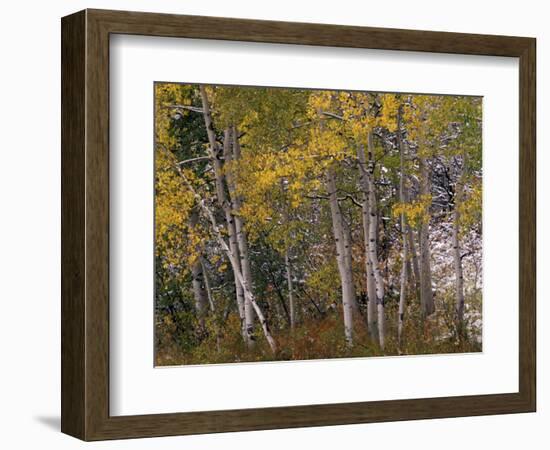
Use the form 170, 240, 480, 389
155, 307, 482, 366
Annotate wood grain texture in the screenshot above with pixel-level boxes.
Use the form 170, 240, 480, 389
61, 8, 536, 441
89, 8, 532, 56
61, 10, 86, 439
518, 39, 536, 409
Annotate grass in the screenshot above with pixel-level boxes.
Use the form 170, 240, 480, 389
155, 303, 482, 366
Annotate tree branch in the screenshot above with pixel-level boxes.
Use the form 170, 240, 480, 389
338, 194, 363, 208
163, 104, 204, 114
177, 156, 211, 166
320, 110, 344, 120
305, 194, 329, 201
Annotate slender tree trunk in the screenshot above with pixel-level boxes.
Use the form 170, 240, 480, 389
200, 258, 221, 353
207, 206, 277, 353
396, 107, 408, 345
327, 165, 354, 346
169, 153, 278, 353
285, 251, 296, 330
357, 143, 378, 341
200, 258, 216, 313
235, 218, 255, 344
407, 226, 421, 294
342, 219, 361, 314
230, 128, 256, 345
230, 221, 245, 331
281, 179, 296, 330
199, 87, 256, 348
188, 210, 208, 334
398, 242, 408, 344
265, 262, 291, 327
453, 159, 465, 337
419, 153, 435, 317
216, 129, 246, 336
190, 260, 208, 332
402, 160, 420, 297
366, 133, 385, 349
199, 88, 242, 315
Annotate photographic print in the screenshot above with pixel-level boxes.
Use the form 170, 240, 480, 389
154, 83, 482, 366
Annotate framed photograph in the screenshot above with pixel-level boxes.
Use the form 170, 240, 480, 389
61, 9, 536, 441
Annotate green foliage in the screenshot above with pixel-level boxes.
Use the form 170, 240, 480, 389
155, 296, 481, 366
153, 82, 483, 365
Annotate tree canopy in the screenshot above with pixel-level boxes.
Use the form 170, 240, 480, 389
154, 83, 482, 365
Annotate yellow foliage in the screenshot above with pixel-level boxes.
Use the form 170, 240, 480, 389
392, 194, 432, 225
458, 181, 482, 229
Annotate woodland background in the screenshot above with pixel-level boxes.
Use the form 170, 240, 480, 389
155, 84, 483, 365
2, 1, 546, 449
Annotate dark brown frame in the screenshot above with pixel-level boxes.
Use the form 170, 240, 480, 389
61, 8, 536, 441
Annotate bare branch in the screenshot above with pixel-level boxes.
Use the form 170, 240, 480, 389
320, 110, 344, 121
163, 104, 204, 114
177, 156, 211, 166
338, 194, 363, 208
305, 194, 329, 201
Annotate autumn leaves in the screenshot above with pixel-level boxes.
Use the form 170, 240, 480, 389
155, 83, 482, 364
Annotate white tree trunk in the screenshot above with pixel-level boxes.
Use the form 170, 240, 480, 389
453, 160, 465, 335
197, 88, 270, 350
366, 133, 385, 350
327, 165, 354, 346
188, 210, 208, 332
200, 88, 249, 342
281, 179, 296, 331
207, 212, 276, 353
229, 219, 245, 332
169, 155, 278, 353
398, 241, 408, 345
407, 226, 421, 295
215, 129, 246, 335
357, 143, 378, 341
191, 259, 208, 331
200, 258, 216, 313
452, 208, 464, 324
229, 128, 256, 345
402, 158, 420, 296
342, 219, 361, 314
200, 258, 221, 353
396, 109, 408, 345
285, 251, 296, 330
419, 154, 435, 317
235, 216, 255, 344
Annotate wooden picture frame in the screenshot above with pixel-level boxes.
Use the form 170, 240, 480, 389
61, 8, 536, 441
